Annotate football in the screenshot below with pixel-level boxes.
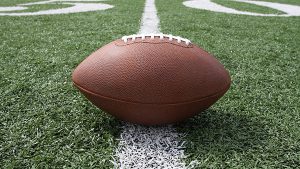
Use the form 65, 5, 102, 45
72, 34, 231, 125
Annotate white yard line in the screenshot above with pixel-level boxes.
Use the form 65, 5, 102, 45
113, 124, 189, 168
20, 0, 108, 6
114, 0, 192, 168
234, 0, 300, 16
183, 0, 300, 17
0, 6, 27, 12
0, 0, 113, 16
138, 0, 160, 34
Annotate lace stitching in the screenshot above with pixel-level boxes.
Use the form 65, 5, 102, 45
121, 34, 191, 45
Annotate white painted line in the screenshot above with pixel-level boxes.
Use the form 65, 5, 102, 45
114, 124, 188, 168
20, 0, 107, 6
138, 0, 160, 34
0, 0, 113, 16
0, 6, 27, 12
234, 0, 300, 16
183, 0, 300, 17
114, 0, 193, 168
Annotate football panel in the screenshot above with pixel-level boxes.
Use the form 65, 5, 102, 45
72, 41, 231, 104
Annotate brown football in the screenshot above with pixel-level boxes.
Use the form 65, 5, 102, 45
72, 34, 231, 125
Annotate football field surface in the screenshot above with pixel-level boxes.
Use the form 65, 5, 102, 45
1, 0, 299, 168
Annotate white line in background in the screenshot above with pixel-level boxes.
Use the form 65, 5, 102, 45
234, 0, 300, 16
113, 0, 194, 168
183, 0, 300, 17
138, 0, 160, 34
0, 0, 113, 16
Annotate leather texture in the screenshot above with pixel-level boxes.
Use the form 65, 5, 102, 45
72, 36, 231, 125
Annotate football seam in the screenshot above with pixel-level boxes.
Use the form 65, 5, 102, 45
114, 40, 193, 48
72, 81, 230, 105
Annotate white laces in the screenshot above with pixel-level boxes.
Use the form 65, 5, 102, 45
121, 34, 191, 45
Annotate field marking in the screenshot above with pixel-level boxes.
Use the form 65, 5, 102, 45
183, 0, 300, 16
0, 0, 113, 16
19, 0, 108, 6
138, 0, 160, 34
235, 0, 300, 16
113, 0, 194, 168
113, 124, 192, 168
0, 6, 27, 12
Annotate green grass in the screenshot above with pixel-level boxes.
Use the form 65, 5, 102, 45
157, 0, 300, 168
0, 0, 144, 168
1, 3, 73, 13
256, 0, 300, 5
1, 0, 300, 168
0, 0, 42, 6
212, 0, 285, 14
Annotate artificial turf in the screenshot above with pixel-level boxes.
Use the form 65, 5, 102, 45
212, 0, 284, 14
0, 0, 144, 168
1, 0, 300, 168
0, 0, 41, 6
11, 3, 73, 13
157, 0, 300, 168
256, 0, 300, 5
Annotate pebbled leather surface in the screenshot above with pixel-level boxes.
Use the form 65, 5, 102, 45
75, 82, 229, 125
72, 36, 231, 125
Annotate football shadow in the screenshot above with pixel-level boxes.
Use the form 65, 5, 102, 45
89, 108, 122, 138
176, 109, 269, 156
91, 107, 270, 157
